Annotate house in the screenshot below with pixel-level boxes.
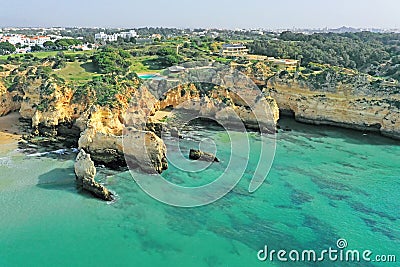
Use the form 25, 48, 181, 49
120, 30, 137, 39
246, 54, 299, 71
94, 32, 108, 41
28, 36, 51, 47
270, 58, 299, 71
72, 44, 93, 51
0, 34, 50, 47
220, 44, 249, 57
94, 32, 118, 42
151, 34, 162, 40
95, 30, 137, 42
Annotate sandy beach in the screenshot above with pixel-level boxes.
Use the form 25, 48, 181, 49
152, 110, 172, 122
0, 112, 23, 152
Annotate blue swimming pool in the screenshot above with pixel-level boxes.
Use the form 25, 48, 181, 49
138, 74, 164, 80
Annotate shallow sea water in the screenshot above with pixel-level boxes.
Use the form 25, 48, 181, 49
0, 118, 399, 267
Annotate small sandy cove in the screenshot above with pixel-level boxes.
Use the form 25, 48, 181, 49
152, 110, 172, 122
0, 112, 23, 151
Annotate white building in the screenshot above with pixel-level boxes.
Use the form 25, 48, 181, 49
0, 34, 50, 47
118, 30, 137, 39
94, 32, 118, 42
94, 30, 137, 42
94, 32, 108, 41
27, 36, 51, 46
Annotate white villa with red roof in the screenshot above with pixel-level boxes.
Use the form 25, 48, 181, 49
0, 34, 51, 47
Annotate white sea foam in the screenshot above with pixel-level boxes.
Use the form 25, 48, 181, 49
27, 148, 74, 157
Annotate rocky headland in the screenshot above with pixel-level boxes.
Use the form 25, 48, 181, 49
264, 69, 400, 139
1, 59, 399, 199
233, 60, 400, 139
0, 62, 280, 199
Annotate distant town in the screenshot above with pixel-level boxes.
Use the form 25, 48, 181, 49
0, 26, 399, 85
1, 26, 400, 55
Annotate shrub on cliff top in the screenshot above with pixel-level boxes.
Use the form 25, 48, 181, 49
74, 71, 140, 108
92, 47, 132, 76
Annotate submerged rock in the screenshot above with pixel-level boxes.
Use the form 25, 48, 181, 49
189, 149, 219, 162
170, 127, 183, 139
74, 149, 114, 201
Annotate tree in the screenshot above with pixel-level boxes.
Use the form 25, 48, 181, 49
30, 45, 43, 52
156, 47, 176, 56
162, 54, 180, 66
55, 38, 82, 50
210, 42, 221, 52
92, 47, 132, 75
55, 39, 70, 49
43, 41, 56, 49
0, 42, 16, 55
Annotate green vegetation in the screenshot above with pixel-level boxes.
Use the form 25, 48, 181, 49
55, 61, 100, 84
248, 31, 400, 82
3, 28, 399, 112
65, 48, 142, 107
29, 38, 83, 52
74, 72, 140, 107
92, 47, 132, 75
129, 55, 159, 73
0, 50, 93, 60
0, 42, 16, 55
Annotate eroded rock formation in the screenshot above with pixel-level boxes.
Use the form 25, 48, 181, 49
74, 149, 114, 201
146, 72, 280, 132
266, 72, 400, 139
0, 67, 23, 116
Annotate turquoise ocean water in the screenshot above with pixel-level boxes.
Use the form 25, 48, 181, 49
0, 118, 399, 267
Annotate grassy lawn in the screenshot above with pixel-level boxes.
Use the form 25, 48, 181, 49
33, 50, 94, 58
130, 55, 162, 73
55, 61, 100, 84
0, 50, 94, 60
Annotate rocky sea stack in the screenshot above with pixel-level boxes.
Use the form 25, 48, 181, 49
74, 149, 114, 201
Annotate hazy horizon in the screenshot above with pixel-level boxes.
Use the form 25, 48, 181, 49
1, 0, 400, 29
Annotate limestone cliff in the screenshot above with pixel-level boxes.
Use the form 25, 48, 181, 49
0, 65, 85, 136
266, 71, 400, 139
0, 66, 23, 116
18, 68, 83, 135
1, 63, 169, 175
146, 78, 279, 132
123, 128, 168, 174
76, 105, 167, 173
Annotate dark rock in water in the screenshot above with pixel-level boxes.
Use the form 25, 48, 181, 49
189, 149, 219, 162
170, 127, 183, 139
88, 148, 126, 169
74, 149, 114, 201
